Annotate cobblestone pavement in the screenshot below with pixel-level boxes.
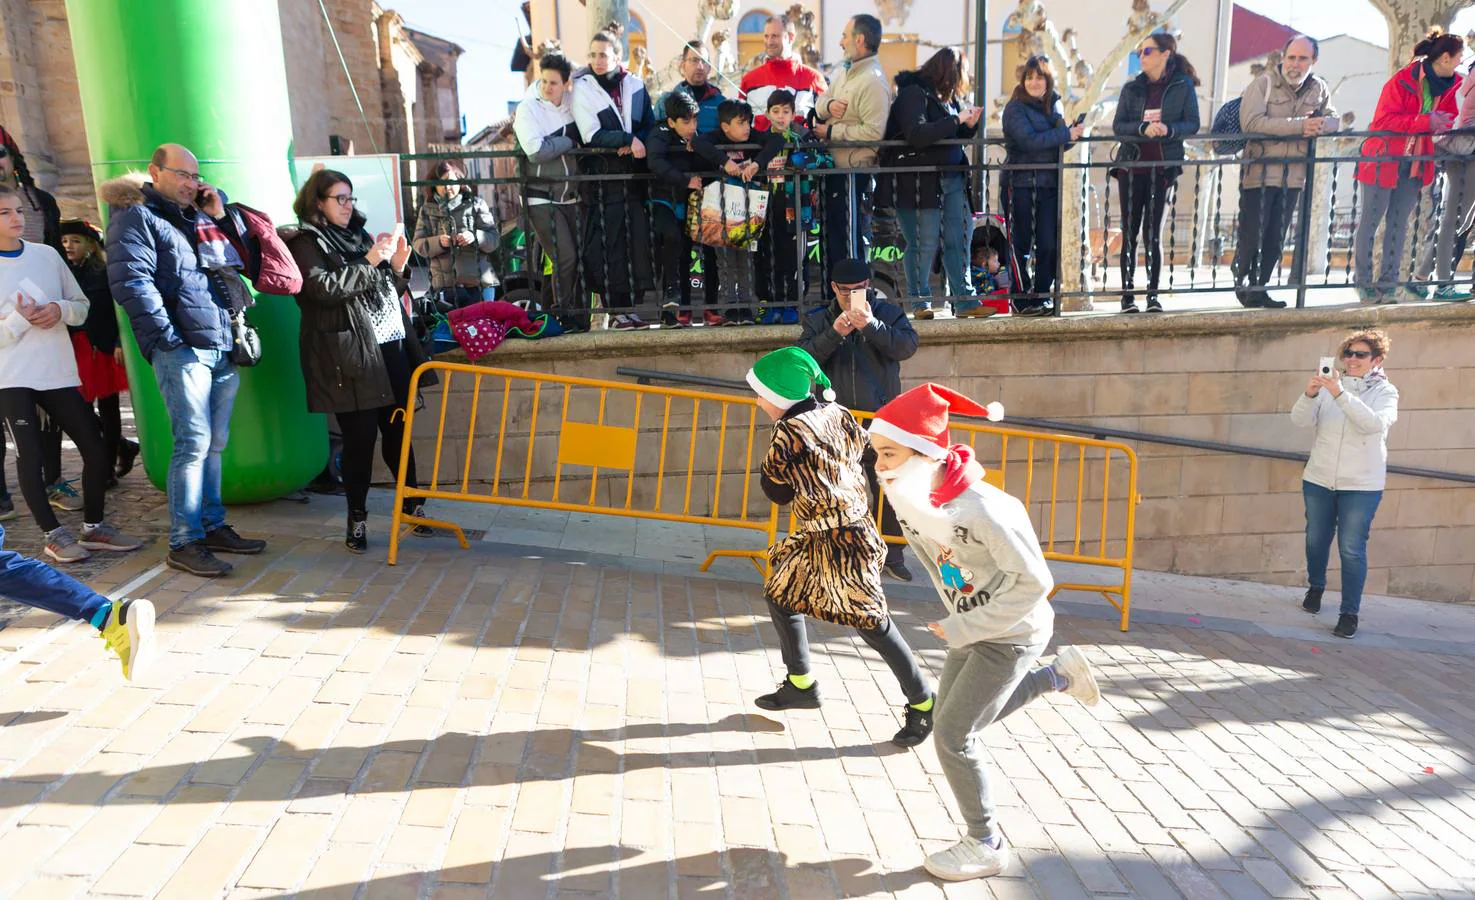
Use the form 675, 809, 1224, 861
2, 493, 1474, 900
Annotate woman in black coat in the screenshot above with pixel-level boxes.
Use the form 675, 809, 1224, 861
883, 47, 988, 319
1002, 56, 1083, 316
283, 169, 435, 553
1111, 32, 1201, 312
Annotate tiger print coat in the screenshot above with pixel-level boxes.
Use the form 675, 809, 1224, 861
760, 398, 889, 629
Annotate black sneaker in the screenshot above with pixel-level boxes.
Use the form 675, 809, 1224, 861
1145, 297, 1164, 312
884, 561, 914, 582
1302, 588, 1323, 614
893, 697, 935, 747
755, 678, 822, 711
405, 503, 434, 537
1333, 614, 1358, 639
167, 542, 233, 577
346, 510, 368, 554
1121, 298, 1140, 313
0, 492, 14, 522
116, 439, 140, 478
203, 525, 266, 555
1256, 292, 1287, 309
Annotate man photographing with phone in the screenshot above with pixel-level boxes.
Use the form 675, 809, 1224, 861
798, 257, 919, 580
103, 143, 268, 578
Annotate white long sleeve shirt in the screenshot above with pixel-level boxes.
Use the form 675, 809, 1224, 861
0, 241, 89, 391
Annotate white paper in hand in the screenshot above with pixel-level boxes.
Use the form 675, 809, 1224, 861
17, 278, 44, 303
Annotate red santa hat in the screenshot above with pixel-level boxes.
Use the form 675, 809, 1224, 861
868, 384, 1005, 459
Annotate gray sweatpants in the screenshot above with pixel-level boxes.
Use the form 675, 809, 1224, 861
1415, 157, 1475, 283
1354, 175, 1423, 291
934, 639, 1055, 840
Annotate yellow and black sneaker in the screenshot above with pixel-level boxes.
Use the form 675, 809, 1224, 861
100, 598, 156, 681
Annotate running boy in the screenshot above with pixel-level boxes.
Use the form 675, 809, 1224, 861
0, 523, 155, 679
695, 101, 783, 324
867, 383, 1101, 881
747, 346, 935, 747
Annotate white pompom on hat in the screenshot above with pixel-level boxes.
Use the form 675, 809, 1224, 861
868, 384, 1004, 458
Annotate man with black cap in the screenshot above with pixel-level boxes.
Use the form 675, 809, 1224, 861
797, 256, 918, 580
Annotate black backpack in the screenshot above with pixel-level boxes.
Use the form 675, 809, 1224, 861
1212, 97, 1246, 156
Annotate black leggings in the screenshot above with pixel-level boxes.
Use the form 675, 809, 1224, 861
766, 598, 930, 705
0, 387, 108, 532
337, 341, 419, 514
1116, 169, 1178, 301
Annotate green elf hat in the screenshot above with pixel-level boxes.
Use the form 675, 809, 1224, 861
746, 347, 836, 410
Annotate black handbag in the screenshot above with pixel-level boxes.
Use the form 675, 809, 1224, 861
211, 268, 262, 367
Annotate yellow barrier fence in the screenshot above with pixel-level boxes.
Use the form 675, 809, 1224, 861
388, 362, 780, 573
389, 362, 1141, 630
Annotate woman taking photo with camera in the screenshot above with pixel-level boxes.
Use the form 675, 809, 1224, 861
1290, 329, 1399, 639
283, 169, 435, 553
410, 159, 499, 308
1110, 32, 1201, 313
1002, 55, 1084, 316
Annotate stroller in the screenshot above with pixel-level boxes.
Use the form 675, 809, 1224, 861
969, 213, 1026, 315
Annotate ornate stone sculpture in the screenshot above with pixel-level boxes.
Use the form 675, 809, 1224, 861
874, 0, 914, 28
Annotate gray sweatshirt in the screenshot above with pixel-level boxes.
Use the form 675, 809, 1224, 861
895, 479, 1055, 649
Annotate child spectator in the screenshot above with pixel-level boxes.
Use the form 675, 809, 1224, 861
757, 90, 821, 324
695, 100, 783, 325
971, 246, 1012, 297
646, 91, 707, 326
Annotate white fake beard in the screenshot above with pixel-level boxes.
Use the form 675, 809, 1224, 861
876, 455, 953, 539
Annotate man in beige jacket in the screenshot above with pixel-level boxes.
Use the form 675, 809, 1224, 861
815, 14, 891, 284
1235, 35, 1339, 309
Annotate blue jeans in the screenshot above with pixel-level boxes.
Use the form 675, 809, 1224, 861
1303, 481, 1383, 615
898, 172, 976, 309
0, 524, 108, 623
153, 346, 240, 550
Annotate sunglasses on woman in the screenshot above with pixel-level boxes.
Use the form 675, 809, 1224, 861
1341, 349, 1372, 359
1138, 47, 1160, 57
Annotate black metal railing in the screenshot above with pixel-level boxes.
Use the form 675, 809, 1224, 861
395, 127, 1475, 330
614, 367, 1475, 486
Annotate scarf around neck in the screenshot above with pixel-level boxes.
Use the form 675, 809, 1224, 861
930, 444, 986, 507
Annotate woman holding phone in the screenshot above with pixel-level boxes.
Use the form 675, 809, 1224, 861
1290, 329, 1398, 639
283, 169, 436, 553
1002, 56, 1084, 316
410, 159, 499, 308
882, 47, 988, 318
1110, 32, 1201, 313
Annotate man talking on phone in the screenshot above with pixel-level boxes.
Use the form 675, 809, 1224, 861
103, 143, 268, 578
797, 257, 919, 580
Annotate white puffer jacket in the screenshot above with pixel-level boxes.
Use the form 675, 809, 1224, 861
1290, 374, 1399, 492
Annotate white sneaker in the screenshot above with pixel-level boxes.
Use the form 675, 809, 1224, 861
923, 835, 1010, 881
1053, 645, 1101, 707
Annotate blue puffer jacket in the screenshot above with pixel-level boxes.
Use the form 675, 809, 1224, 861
1002, 93, 1073, 188
101, 173, 241, 359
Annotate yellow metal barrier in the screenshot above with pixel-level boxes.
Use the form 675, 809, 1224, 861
388, 362, 780, 572
389, 362, 1140, 631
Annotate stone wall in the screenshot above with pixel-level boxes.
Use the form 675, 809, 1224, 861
406, 304, 1475, 604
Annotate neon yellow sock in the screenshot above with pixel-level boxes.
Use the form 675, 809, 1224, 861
909, 695, 934, 712
787, 672, 815, 690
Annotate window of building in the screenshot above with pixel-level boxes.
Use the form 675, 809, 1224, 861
737, 10, 771, 66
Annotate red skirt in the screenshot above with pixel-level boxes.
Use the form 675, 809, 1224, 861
70, 332, 129, 403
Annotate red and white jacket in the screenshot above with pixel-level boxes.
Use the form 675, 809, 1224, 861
741, 56, 828, 130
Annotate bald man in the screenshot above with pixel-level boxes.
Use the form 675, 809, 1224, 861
102, 143, 267, 578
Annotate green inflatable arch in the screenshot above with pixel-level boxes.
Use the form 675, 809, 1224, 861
66, 0, 327, 503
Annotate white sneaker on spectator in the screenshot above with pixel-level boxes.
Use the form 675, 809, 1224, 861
924, 836, 1010, 881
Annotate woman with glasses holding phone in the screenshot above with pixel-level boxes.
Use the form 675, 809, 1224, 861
282, 169, 436, 553
1290, 329, 1399, 639
1110, 32, 1201, 313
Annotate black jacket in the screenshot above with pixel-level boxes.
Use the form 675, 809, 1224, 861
1112, 63, 1201, 165
25, 185, 61, 251
796, 290, 917, 412
281, 218, 434, 415
882, 72, 979, 209
1002, 93, 1073, 188
645, 122, 706, 207
68, 262, 121, 353
693, 128, 783, 176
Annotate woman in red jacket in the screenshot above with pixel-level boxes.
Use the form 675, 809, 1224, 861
1354, 29, 1463, 304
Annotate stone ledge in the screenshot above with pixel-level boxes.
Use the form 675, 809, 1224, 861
438, 302, 1475, 365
